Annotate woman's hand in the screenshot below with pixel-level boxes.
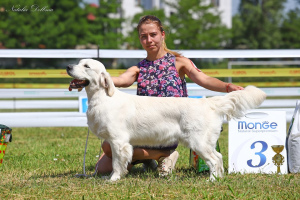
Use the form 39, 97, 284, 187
226, 83, 244, 93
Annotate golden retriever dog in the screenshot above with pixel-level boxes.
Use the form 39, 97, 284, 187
66, 59, 266, 181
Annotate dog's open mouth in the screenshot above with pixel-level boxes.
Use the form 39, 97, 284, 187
69, 79, 90, 91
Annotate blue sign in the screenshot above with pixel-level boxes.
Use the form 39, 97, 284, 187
189, 96, 205, 99
79, 97, 88, 113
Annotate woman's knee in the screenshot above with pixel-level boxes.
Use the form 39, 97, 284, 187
96, 154, 113, 175
102, 141, 112, 158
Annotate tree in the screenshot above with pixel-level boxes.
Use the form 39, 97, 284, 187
124, 0, 231, 50
84, 0, 123, 49
0, 0, 123, 49
280, 7, 300, 49
166, 0, 231, 49
231, 0, 286, 49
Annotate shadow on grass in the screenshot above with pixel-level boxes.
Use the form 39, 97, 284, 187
127, 165, 212, 181
28, 164, 212, 182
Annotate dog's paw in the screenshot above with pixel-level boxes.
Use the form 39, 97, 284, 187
109, 174, 121, 182
209, 177, 216, 182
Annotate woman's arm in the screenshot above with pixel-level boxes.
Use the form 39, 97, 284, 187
111, 66, 140, 88
178, 57, 243, 93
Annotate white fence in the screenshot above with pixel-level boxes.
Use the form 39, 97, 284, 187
1, 49, 300, 58
0, 49, 299, 127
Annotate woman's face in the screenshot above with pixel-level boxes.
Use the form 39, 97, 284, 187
138, 22, 165, 52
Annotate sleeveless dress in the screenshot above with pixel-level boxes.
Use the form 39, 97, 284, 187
136, 53, 188, 150
137, 53, 188, 97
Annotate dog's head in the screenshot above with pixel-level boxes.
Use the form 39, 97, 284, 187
66, 59, 114, 96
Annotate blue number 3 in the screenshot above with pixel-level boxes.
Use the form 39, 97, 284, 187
247, 141, 268, 168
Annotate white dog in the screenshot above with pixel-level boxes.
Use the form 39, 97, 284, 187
67, 59, 266, 181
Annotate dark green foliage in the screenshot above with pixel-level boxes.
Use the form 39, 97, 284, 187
280, 8, 300, 49
231, 0, 286, 49
0, 0, 123, 49
125, 0, 231, 50
166, 0, 231, 49
1, 0, 299, 51
84, 0, 123, 49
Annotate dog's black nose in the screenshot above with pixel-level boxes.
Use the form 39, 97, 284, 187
67, 64, 74, 71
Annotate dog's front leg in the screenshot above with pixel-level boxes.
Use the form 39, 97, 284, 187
109, 140, 133, 181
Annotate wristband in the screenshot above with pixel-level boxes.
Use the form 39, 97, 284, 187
226, 83, 232, 93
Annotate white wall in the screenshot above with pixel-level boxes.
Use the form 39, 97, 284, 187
219, 0, 232, 28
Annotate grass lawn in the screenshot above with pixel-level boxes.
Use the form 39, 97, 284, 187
1, 125, 300, 199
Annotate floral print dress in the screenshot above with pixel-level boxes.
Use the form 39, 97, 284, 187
137, 53, 188, 97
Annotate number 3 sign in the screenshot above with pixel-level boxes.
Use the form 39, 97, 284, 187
228, 111, 288, 174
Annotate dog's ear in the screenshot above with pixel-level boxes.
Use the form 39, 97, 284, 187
100, 72, 115, 97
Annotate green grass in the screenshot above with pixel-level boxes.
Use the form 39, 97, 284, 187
1, 125, 300, 199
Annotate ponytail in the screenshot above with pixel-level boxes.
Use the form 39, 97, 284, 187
162, 40, 181, 57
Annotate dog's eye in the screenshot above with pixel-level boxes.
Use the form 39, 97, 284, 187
84, 64, 90, 68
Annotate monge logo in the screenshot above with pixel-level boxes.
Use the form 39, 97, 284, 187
238, 121, 278, 130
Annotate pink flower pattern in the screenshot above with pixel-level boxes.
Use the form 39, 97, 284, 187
137, 53, 188, 97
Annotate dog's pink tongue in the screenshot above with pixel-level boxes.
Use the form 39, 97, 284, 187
68, 79, 78, 91
68, 81, 74, 91
68, 79, 83, 92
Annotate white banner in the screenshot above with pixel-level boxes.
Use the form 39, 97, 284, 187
229, 111, 287, 174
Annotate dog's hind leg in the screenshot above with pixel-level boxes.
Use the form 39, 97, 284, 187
108, 140, 133, 181
213, 149, 224, 177
190, 140, 220, 181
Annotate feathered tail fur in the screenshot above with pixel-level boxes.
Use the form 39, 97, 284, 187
212, 86, 266, 120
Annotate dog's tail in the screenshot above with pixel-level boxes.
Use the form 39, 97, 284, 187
213, 85, 266, 120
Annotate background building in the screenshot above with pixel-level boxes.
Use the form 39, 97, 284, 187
113, 0, 232, 36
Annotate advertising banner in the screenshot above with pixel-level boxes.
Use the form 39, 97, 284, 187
229, 111, 287, 174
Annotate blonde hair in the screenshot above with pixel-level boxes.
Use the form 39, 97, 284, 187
137, 15, 181, 57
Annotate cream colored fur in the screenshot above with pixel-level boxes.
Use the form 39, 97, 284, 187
67, 59, 267, 181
